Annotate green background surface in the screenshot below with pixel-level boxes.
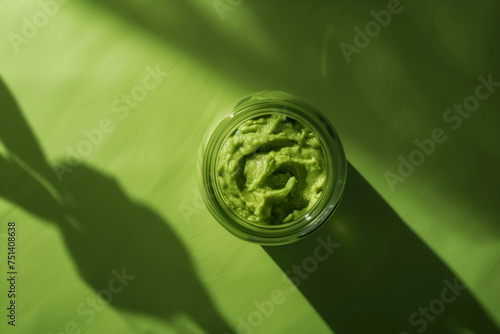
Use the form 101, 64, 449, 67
1, 0, 499, 333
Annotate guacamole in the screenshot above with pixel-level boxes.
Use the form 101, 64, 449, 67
217, 114, 326, 225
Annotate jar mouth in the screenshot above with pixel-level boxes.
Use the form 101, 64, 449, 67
199, 91, 346, 245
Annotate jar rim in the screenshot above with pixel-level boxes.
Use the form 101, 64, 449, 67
198, 91, 346, 245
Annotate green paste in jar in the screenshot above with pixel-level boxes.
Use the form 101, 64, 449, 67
217, 114, 327, 225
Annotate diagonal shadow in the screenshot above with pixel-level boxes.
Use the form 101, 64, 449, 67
80, 0, 289, 91
264, 163, 500, 334
0, 78, 232, 333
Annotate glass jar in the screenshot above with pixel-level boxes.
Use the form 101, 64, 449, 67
198, 91, 346, 245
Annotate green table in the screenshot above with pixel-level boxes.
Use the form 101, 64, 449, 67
1, 1, 499, 333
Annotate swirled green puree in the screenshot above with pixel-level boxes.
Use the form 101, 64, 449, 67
217, 114, 326, 225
